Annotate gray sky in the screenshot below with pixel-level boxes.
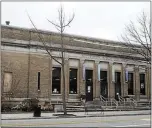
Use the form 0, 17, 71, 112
2, 2, 150, 41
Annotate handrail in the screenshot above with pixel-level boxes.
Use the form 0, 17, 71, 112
100, 95, 119, 108
128, 97, 137, 107
118, 95, 125, 106
100, 95, 108, 106
118, 95, 125, 102
100, 95, 106, 101
111, 98, 118, 107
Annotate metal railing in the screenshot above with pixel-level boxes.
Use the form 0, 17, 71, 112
99, 95, 107, 106
118, 95, 125, 106
100, 95, 118, 108
110, 98, 118, 108
128, 97, 137, 107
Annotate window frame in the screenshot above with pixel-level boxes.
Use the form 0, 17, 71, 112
52, 67, 61, 94
69, 68, 78, 94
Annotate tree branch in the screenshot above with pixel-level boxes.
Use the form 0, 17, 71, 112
26, 11, 62, 65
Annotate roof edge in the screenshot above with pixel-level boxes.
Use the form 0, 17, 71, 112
1, 24, 125, 45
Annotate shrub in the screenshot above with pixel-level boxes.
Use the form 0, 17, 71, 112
41, 101, 53, 111
22, 98, 39, 111
1, 103, 12, 112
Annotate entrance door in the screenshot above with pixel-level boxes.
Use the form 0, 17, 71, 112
115, 72, 121, 100
85, 69, 93, 101
140, 74, 145, 95
100, 71, 108, 98
128, 73, 134, 95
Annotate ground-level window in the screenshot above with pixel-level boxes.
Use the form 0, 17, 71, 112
3, 72, 12, 92
69, 68, 77, 94
52, 67, 61, 94
140, 73, 145, 95
128, 73, 134, 95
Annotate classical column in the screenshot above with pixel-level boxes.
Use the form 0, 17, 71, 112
149, 66, 151, 101
146, 65, 151, 101
122, 63, 128, 96
134, 65, 140, 101
94, 61, 100, 98
79, 59, 85, 95
108, 62, 115, 98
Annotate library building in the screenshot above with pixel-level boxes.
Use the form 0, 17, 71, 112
1, 25, 151, 105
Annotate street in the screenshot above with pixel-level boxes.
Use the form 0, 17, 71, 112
1, 115, 151, 127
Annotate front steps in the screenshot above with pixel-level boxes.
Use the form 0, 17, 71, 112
64, 100, 151, 112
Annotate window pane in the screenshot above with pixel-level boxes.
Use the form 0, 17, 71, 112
69, 68, 77, 94
52, 67, 61, 94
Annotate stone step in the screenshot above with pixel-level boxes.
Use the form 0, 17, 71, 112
65, 107, 150, 112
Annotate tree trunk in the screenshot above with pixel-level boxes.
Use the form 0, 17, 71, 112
62, 61, 67, 115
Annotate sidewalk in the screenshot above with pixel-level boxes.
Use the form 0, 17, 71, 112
2, 110, 151, 120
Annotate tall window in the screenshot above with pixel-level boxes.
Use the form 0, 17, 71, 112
100, 71, 108, 98
4, 72, 12, 92
140, 74, 145, 95
100, 71, 107, 82
37, 72, 40, 91
69, 68, 77, 94
115, 72, 121, 83
128, 73, 134, 95
52, 67, 61, 94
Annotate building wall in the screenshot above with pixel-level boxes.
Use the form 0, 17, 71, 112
1, 25, 151, 102
1, 51, 28, 98
1, 49, 150, 101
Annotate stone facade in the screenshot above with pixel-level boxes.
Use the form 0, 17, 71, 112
1, 25, 151, 102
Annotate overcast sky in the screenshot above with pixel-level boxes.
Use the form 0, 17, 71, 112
2, 2, 150, 41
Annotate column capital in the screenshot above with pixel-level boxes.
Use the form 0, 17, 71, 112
134, 65, 139, 71
64, 57, 69, 60
95, 60, 100, 64
109, 61, 113, 65
64, 58, 69, 62
146, 64, 151, 69
122, 63, 127, 67
80, 59, 85, 64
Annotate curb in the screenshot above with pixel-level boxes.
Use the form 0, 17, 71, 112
2, 109, 150, 114
2, 113, 150, 120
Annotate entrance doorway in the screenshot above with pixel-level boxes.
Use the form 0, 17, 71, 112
115, 72, 121, 100
100, 71, 108, 98
140, 74, 145, 95
128, 73, 134, 95
85, 69, 93, 101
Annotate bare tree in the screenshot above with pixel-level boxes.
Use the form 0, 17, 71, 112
27, 5, 75, 115
121, 11, 151, 65
121, 11, 151, 101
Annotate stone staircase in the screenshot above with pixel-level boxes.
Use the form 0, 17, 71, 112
64, 96, 151, 112
135, 101, 151, 110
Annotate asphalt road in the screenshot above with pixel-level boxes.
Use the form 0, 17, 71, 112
1, 115, 151, 127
